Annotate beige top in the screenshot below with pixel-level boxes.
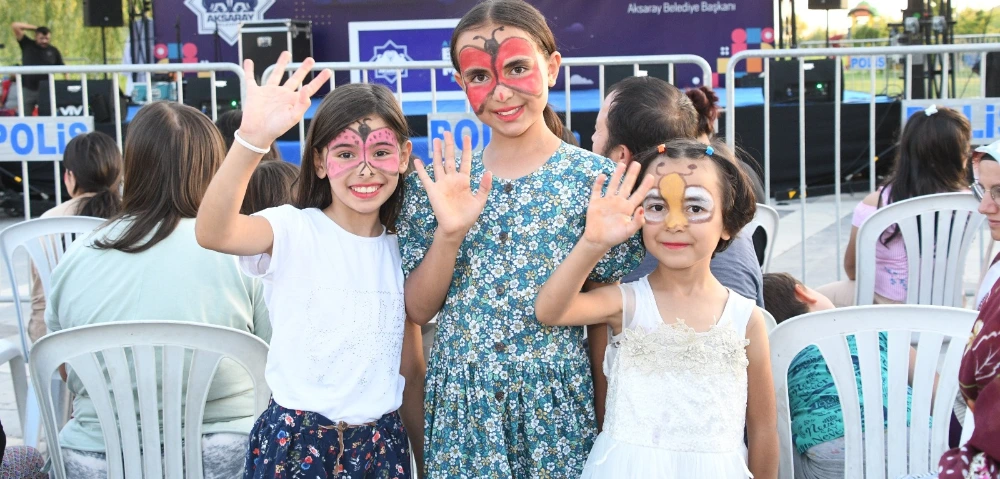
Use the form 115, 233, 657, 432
28, 194, 94, 343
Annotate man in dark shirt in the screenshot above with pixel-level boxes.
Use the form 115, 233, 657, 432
11, 22, 64, 114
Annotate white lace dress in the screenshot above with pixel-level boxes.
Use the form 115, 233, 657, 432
582, 277, 756, 478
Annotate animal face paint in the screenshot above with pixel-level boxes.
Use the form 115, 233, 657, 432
642, 162, 716, 228
457, 26, 545, 114
325, 119, 401, 178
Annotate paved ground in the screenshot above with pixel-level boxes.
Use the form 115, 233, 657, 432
0, 194, 990, 446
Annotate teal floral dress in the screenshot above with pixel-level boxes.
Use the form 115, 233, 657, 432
397, 142, 643, 478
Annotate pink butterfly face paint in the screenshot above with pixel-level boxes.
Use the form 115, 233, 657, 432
325, 119, 401, 178
457, 26, 545, 114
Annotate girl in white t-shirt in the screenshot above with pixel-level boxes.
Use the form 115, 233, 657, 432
197, 54, 420, 478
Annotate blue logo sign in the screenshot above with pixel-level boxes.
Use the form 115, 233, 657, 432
0, 117, 94, 162
369, 40, 414, 85
903, 99, 1000, 144
427, 114, 491, 159
848, 56, 887, 70
184, 0, 275, 45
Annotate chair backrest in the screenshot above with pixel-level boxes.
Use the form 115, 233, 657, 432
854, 193, 985, 307
29, 321, 271, 479
769, 305, 976, 479
761, 308, 778, 333
745, 203, 780, 272
0, 216, 106, 357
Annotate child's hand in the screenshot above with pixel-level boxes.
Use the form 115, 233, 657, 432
237, 51, 332, 149
583, 162, 653, 249
413, 132, 493, 241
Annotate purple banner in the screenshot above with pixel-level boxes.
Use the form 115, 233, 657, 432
154, 0, 774, 88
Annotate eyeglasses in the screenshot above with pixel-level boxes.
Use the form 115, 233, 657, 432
971, 181, 1000, 205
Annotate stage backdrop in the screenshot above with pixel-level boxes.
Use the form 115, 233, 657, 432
153, 0, 773, 89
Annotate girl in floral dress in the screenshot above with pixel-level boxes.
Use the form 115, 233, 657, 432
397, 0, 642, 476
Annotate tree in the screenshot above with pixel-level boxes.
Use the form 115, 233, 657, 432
954, 7, 1000, 35
1, 0, 128, 67
850, 16, 891, 39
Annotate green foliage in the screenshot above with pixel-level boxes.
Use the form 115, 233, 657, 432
850, 16, 890, 39
1, 0, 129, 66
954, 8, 1000, 35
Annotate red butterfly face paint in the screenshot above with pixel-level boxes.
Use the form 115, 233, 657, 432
457, 26, 545, 114
325, 119, 401, 178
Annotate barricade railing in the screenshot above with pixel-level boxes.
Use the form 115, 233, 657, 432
0, 63, 244, 304
724, 43, 1000, 285
800, 33, 1000, 48
261, 55, 713, 157
0, 63, 245, 221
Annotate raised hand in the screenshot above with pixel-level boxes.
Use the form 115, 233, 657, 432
583, 162, 654, 249
413, 131, 493, 240
237, 51, 332, 149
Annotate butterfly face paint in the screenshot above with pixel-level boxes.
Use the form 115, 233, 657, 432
457, 26, 545, 114
325, 119, 402, 178
641, 162, 716, 228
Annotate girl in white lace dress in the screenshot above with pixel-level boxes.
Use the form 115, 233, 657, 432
536, 138, 779, 478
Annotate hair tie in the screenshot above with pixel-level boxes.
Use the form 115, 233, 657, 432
924, 104, 938, 116
657, 144, 666, 154
705, 146, 715, 156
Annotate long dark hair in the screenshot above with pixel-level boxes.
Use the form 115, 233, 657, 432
94, 101, 225, 253
296, 83, 409, 232
450, 0, 563, 139
62, 131, 122, 219
632, 138, 757, 253
880, 106, 971, 243
241, 160, 299, 215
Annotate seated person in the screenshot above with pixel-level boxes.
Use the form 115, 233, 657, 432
764, 272, 919, 479
45, 102, 270, 479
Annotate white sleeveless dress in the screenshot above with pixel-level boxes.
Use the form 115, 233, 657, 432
582, 277, 756, 478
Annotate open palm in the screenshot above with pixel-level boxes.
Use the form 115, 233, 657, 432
413, 132, 493, 239
237, 51, 332, 146
583, 162, 653, 248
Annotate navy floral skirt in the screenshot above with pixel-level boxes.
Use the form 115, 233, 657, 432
244, 399, 410, 479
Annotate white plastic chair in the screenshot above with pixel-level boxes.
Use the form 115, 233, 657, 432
761, 308, 778, 333
29, 321, 271, 479
0, 215, 105, 446
745, 203, 780, 272
854, 192, 984, 307
769, 305, 976, 479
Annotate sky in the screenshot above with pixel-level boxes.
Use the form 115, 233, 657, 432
795, 0, 997, 35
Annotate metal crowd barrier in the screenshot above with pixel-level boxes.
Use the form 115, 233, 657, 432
261, 55, 713, 156
0, 62, 245, 220
724, 42, 1000, 284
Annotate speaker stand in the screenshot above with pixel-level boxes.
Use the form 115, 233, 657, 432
101, 26, 109, 79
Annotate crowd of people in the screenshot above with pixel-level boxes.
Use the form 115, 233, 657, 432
2, 0, 999, 478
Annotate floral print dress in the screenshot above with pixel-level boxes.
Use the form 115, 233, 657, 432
397, 142, 643, 478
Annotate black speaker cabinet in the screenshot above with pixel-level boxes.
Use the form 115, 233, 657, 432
808, 0, 848, 9
239, 20, 313, 85
83, 0, 124, 27
769, 59, 842, 103
986, 52, 1000, 98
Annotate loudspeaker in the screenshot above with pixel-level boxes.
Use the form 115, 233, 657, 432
37, 80, 126, 123
603, 64, 677, 93
769, 59, 841, 103
83, 0, 124, 28
986, 52, 1000, 98
808, 0, 847, 9
182, 78, 242, 116
239, 20, 313, 85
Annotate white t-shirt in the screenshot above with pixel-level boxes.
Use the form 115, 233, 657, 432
240, 205, 406, 424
